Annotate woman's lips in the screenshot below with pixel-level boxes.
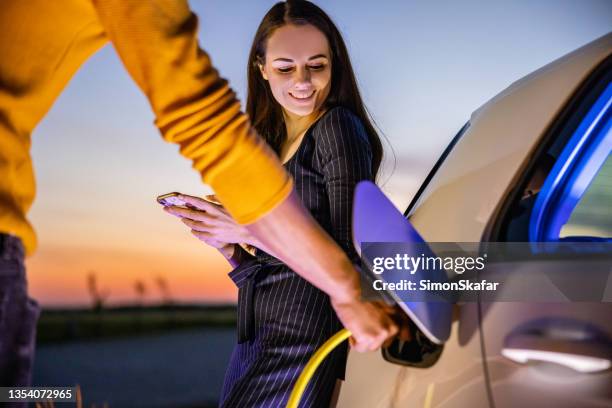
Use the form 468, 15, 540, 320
289, 90, 315, 102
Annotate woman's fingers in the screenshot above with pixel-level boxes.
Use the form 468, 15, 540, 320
163, 204, 248, 243
178, 194, 225, 216
181, 216, 243, 243
163, 205, 218, 223
181, 217, 211, 232
190, 229, 225, 248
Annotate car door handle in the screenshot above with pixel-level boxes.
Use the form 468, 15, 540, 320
502, 331, 612, 373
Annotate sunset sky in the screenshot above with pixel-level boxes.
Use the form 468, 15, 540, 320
25, 0, 612, 306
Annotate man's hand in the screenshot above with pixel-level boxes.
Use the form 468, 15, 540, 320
331, 297, 399, 352
245, 190, 400, 352
380, 303, 413, 347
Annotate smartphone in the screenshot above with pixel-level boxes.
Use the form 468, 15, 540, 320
157, 192, 188, 208
202, 194, 222, 205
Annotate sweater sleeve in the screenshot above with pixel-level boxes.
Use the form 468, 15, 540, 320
315, 107, 373, 263
91, 0, 292, 224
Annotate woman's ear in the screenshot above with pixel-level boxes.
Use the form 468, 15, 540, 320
258, 63, 269, 81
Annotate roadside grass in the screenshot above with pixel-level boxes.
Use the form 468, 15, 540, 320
36, 304, 236, 344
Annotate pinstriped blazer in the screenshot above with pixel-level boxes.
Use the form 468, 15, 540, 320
281, 105, 373, 265
220, 106, 373, 407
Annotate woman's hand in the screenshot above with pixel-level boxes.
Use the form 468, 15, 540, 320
162, 194, 259, 248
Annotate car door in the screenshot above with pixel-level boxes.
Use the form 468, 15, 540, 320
480, 59, 612, 408
338, 37, 611, 408
337, 180, 489, 408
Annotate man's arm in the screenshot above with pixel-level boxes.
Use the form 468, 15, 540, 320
92, 0, 397, 350
91, 0, 292, 223
247, 191, 398, 352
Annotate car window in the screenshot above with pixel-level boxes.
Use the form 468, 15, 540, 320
497, 56, 611, 243
560, 154, 612, 238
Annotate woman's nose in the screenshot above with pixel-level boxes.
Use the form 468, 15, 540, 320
293, 67, 311, 88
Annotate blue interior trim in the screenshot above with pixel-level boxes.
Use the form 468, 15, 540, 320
530, 82, 612, 242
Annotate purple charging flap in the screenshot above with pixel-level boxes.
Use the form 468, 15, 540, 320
352, 181, 452, 343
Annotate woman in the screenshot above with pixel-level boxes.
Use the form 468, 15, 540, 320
164, 1, 389, 406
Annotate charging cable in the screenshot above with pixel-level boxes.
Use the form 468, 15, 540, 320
286, 328, 352, 408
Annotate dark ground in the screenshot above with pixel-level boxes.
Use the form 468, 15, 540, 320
31, 305, 237, 408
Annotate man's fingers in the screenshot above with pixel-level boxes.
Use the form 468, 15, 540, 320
372, 327, 396, 351
399, 324, 412, 341
352, 337, 379, 352
387, 306, 412, 342
382, 303, 399, 314
348, 336, 370, 353
382, 337, 395, 349
349, 336, 370, 353
350, 324, 398, 353
348, 336, 356, 348
388, 320, 399, 338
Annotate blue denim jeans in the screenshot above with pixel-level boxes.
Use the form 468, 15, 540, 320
0, 235, 40, 407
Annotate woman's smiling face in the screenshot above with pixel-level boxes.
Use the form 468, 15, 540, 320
260, 24, 332, 118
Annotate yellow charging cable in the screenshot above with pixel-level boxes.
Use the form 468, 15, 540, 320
286, 328, 352, 408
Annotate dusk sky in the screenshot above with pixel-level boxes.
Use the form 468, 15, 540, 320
26, 0, 612, 306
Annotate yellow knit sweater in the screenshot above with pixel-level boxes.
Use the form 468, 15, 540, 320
0, 0, 293, 255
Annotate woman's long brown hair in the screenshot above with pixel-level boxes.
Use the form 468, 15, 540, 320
246, 0, 384, 178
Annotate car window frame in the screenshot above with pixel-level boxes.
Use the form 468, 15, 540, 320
529, 83, 611, 241
484, 54, 612, 243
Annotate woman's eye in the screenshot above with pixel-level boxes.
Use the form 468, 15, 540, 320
277, 67, 294, 74
308, 64, 325, 71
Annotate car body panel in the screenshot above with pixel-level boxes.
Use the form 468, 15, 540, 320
482, 302, 612, 408
409, 33, 612, 242
337, 303, 488, 407
339, 33, 612, 407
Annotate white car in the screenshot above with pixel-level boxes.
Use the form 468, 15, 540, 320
339, 33, 612, 408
